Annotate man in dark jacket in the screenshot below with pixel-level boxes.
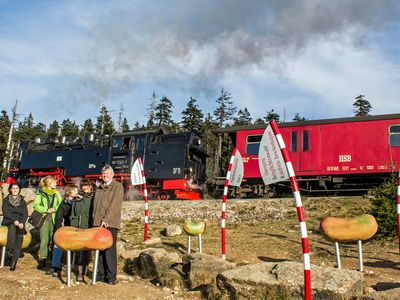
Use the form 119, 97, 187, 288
92, 165, 124, 284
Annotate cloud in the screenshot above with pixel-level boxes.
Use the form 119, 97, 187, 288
0, 0, 399, 125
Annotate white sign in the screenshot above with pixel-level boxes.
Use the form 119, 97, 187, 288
228, 149, 244, 187
258, 124, 289, 184
130, 159, 144, 185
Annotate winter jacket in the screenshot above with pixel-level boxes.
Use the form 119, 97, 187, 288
1, 195, 28, 229
33, 189, 63, 223
92, 180, 124, 229
70, 192, 94, 229
54, 199, 73, 231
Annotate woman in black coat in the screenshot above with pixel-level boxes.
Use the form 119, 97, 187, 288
1, 182, 28, 271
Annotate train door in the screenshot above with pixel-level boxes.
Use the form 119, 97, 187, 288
284, 127, 322, 173
298, 127, 322, 172
388, 124, 400, 168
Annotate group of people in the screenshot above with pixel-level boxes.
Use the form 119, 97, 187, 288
1, 165, 124, 285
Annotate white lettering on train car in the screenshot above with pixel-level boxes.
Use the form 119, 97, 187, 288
338, 155, 352, 162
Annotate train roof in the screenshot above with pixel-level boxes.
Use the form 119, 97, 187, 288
112, 126, 170, 137
214, 113, 400, 134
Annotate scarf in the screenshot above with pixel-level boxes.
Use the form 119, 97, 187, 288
43, 186, 57, 196
8, 194, 22, 207
80, 191, 94, 198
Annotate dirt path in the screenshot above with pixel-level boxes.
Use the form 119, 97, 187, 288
1, 196, 399, 299
0, 254, 201, 300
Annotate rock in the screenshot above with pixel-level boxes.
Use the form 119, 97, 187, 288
121, 249, 143, 260
138, 248, 182, 279
216, 261, 363, 300
361, 288, 400, 300
163, 224, 182, 237
117, 239, 128, 254
158, 268, 186, 290
116, 274, 134, 282
143, 237, 162, 246
183, 253, 236, 289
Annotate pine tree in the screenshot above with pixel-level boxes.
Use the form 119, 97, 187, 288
233, 108, 252, 126
47, 120, 61, 139
202, 113, 219, 183
254, 118, 266, 125
154, 96, 174, 127
147, 91, 157, 128
14, 113, 37, 141
133, 121, 141, 129
264, 109, 280, 123
81, 119, 95, 135
370, 173, 397, 237
61, 119, 80, 137
213, 88, 237, 126
121, 118, 130, 132
293, 113, 306, 122
34, 122, 47, 138
95, 106, 115, 135
181, 97, 204, 136
0, 110, 11, 176
353, 95, 372, 116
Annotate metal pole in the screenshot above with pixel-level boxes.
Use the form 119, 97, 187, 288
334, 242, 341, 269
357, 240, 363, 272
67, 250, 71, 287
198, 234, 202, 253
92, 250, 99, 285
0, 246, 6, 268
187, 236, 191, 254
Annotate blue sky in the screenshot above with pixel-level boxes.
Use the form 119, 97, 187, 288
0, 0, 399, 128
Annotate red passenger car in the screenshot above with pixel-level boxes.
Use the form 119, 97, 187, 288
215, 114, 400, 195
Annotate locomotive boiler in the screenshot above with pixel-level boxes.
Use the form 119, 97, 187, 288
8, 127, 207, 200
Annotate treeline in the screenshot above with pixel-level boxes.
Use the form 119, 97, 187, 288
0, 90, 371, 179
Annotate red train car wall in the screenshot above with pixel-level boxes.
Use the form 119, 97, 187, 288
219, 114, 400, 192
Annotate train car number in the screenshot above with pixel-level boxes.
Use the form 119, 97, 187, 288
173, 168, 181, 174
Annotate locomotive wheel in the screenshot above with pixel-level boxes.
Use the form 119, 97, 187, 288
157, 191, 169, 201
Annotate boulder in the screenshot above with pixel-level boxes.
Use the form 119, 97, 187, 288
361, 288, 400, 300
183, 253, 236, 289
143, 237, 162, 246
158, 268, 186, 290
163, 224, 182, 237
216, 261, 363, 300
21, 188, 36, 216
138, 247, 182, 279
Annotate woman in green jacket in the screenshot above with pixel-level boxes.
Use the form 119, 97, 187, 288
33, 175, 63, 269
70, 178, 95, 282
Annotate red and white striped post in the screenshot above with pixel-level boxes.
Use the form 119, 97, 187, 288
221, 148, 238, 260
270, 120, 312, 300
138, 157, 149, 241
397, 170, 400, 253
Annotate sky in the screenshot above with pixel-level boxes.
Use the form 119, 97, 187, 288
0, 0, 399, 128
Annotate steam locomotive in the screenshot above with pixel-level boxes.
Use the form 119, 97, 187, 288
7, 127, 207, 200
214, 113, 400, 196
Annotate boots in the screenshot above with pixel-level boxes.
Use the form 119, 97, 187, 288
9, 259, 17, 271
37, 259, 46, 270
76, 265, 87, 283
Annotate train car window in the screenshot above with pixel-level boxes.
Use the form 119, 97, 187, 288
135, 136, 145, 151
112, 138, 122, 149
303, 130, 309, 151
122, 138, 130, 150
246, 135, 262, 155
291, 132, 297, 152
389, 125, 400, 146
